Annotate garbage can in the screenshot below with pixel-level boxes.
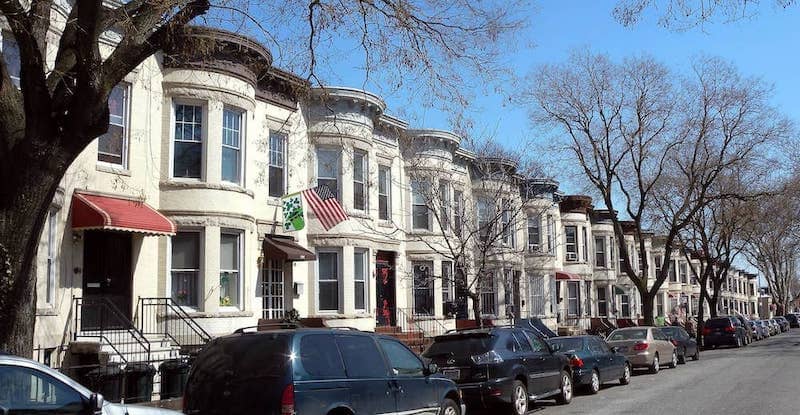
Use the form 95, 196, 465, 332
86, 364, 123, 403
124, 362, 156, 403
159, 358, 190, 399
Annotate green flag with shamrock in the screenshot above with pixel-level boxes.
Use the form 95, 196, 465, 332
281, 193, 305, 231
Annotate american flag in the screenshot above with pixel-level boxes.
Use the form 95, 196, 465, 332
302, 185, 348, 230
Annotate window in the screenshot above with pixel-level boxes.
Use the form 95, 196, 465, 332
478, 199, 493, 242
439, 180, 450, 231
609, 237, 615, 262
353, 150, 367, 211
680, 262, 688, 284
97, 83, 129, 166
501, 199, 514, 246
585, 281, 592, 316
261, 260, 284, 319
654, 255, 663, 277
546, 215, 555, 254
413, 262, 434, 315
45, 209, 58, 305
173, 104, 203, 178
221, 108, 243, 184
512, 331, 533, 352
656, 294, 664, 317
620, 294, 630, 317
318, 252, 340, 312
582, 227, 588, 262
1, 34, 20, 87
597, 286, 607, 316
336, 335, 388, 378
300, 334, 345, 378
453, 190, 463, 236
378, 339, 424, 377
480, 275, 496, 316
0, 365, 84, 413
594, 236, 606, 267
565, 226, 578, 261
669, 260, 678, 282
378, 165, 391, 220
567, 281, 580, 316
411, 180, 429, 230
529, 275, 546, 316
523, 331, 547, 353
317, 148, 340, 199
268, 131, 286, 197
171, 232, 200, 307
220, 232, 241, 308
354, 250, 367, 312
527, 215, 540, 252
441, 261, 453, 315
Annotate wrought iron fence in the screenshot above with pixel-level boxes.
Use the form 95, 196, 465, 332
136, 297, 211, 355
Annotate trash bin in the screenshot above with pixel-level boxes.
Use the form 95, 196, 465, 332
86, 364, 123, 402
159, 358, 190, 399
124, 362, 156, 404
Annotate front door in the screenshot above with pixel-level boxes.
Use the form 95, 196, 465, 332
376, 251, 396, 326
82, 231, 133, 330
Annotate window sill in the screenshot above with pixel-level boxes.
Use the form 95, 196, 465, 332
348, 210, 371, 219
160, 180, 255, 198
185, 310, 253, 318
377, 221, 395, 228
96, 163, 131, 176
36, 307, 59, 316
267, 197, 283, 206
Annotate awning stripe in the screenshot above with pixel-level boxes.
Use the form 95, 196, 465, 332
71, 192, 176, 236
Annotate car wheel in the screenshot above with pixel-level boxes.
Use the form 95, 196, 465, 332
619, 363, 631, 385
587, 370, 600, 395
678, 348, 686, 364
439, 398, 460, 415
669, 351, 677, 369
735, 336, 742, 348
649, 354, 659, 374
555, 371, 573, 405
692, 349, 700, 361
509, 380, 528, 415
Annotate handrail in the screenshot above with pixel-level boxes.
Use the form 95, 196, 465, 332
137, 297, 211, 354
397, 307, 451, 339
73, 297, 151, 363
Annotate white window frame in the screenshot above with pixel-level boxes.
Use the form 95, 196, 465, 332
546, 215, 555, 254
219, 230, 243, 310
221, 107, 245, 185
316, 147, 341, 200
411, 180, 430, 231
439, 180, 450, 231
353, 150, 368, 212
527, 215, 541, 253
594, 236, 605, 268
501, 199, 514, 247
168, 230, 203, 310
567, 281, 581, 317
529, 275, 546, 317
97, 83, 131, 169
353, 249, 368, 312
480, 275, 497, 317
565, 226, 578, 261
453, 189, 464, 236
316, 249, 342, 313
441, 260, 454, 311
268, 131, 287, 198
378, 165, 391, 221
170, 100, 205, 180
45, 209, 58, 306
261, 259, 285, 319
412, 261, 435, 315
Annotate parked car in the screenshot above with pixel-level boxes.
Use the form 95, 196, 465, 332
769, 319, 781, 335
785, 313, 800, 328
659, 326, 700, 363
605, 327, 677, 374
424, 326, 573, 415
0, 353, 181, 415
775, 316, 790, 332
763, 319, 778, 336
184, 327, 465, 415
546, 335, 631, 394
702, 317, 748, 348
748, 320, 766, 341
734, 316, 754, 345
756, 320, 772, 337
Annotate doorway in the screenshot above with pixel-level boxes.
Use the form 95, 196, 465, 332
82, 231, 133, 330
375, 251, 396, 326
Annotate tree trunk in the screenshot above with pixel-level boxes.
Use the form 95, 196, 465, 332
696, 283, 708, 346
469, 292, 482, 327
641, 292, 654, 326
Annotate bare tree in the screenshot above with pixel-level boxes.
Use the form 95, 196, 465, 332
612, 0, 794, 30
525, 51, 790, 325
0, 1, 525, 355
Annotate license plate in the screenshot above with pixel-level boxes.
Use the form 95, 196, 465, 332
443, 369, 460, 380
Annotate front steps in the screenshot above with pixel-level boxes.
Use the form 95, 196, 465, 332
376, 326, 432, 353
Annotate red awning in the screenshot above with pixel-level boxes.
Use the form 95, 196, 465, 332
71, 192, 176, 236
555, 271, 581, 280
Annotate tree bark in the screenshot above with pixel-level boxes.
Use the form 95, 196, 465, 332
641, 292, 654, 326
696, 283, 708, 346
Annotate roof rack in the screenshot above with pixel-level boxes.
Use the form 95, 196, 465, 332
233, 322, 302, 333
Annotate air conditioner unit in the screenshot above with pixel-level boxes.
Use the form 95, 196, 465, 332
566, 252, 578, 261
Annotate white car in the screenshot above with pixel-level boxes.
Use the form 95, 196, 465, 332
0, 353, 180, 415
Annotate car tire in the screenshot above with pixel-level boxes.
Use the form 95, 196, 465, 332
678, 348, 686, 364
735, 336, 742, 348
439, 398, 461, 415
555, 370, 573, 405
619, 363, 631, 385
508, 380, 528, 415
692, 349, 700, 361
668, 351, 677, 369
587, 370, 600, 395
648, 354, 660, 374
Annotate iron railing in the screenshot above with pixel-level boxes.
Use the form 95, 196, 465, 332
397, 307, 451, 339
136, 297, 211, 355
73, 297, 151, 363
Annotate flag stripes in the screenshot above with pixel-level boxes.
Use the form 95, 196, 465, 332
302, 185, 348, 230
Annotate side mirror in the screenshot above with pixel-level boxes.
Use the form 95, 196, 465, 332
610, 346, 619, 354
424, 362, 439, 376
88, 393, 104, 413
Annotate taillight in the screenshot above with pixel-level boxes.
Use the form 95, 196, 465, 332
632, 342, 649, 351
702, 327, 711, 335
671, 340, 679, 347
568, 356, 584, 368
471, 350, 504, 365
281, 384, 295, 415
724, 326, 736, 333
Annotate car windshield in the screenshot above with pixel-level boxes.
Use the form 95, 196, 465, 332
424, 334, 496, 358
547, 337, 584, 352
705, 319, 732, 328
660, 327, 680, 336
608, 329, 647, 341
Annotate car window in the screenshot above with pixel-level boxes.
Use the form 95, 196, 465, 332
378, 339, 424, 377
423, 334, 495, 358
503, 332, 522, 352
705, 318, 732, 328
546, 337, 583, 353
336, 335, 389, 378
523, 331, 548, 353
652, 329, 667, 341
587, 338, 604, 355
608, 329, 647, 341
512, 331, 533, 353
300, 334, 346, 378
0, 364, 85, 413
596, 338, 612, 353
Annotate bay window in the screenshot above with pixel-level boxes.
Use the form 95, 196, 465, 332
378, 165, 391, 220
439, 181, 450, 231
565, 226, 578, 261
453, 190, 463, 236
354, 250, 367, 311
219, 232, 241, 308
527, 215, 540, 252
353, 150, 367, 211
413, 262, 434, 315
173, 104, 203, 178
269, 131, 287, 197
411, 180, 430, 230
317, 148, 341, 199
317, 252, 340, 312
221, 108, 243, 184
171, 232, 201, 307
594, 236, 605, 267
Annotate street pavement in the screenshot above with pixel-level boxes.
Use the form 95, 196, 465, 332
531, 328, 800, 415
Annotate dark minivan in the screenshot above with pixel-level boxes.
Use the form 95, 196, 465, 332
423, 327, 572, 415
702, 317, 748, 349
184, 327, 464, 415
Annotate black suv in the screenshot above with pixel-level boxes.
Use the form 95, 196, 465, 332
423, 327, 572, 415
702, 317, 748, 349
184, 327, 464, 415
785, 313, 800, 328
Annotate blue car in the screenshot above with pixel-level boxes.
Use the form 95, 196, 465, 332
547, 335, 631, 394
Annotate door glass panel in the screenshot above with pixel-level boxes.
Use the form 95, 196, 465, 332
378, 339, 424, 377
0, 365, 85, 413
336, 335, 388, 378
